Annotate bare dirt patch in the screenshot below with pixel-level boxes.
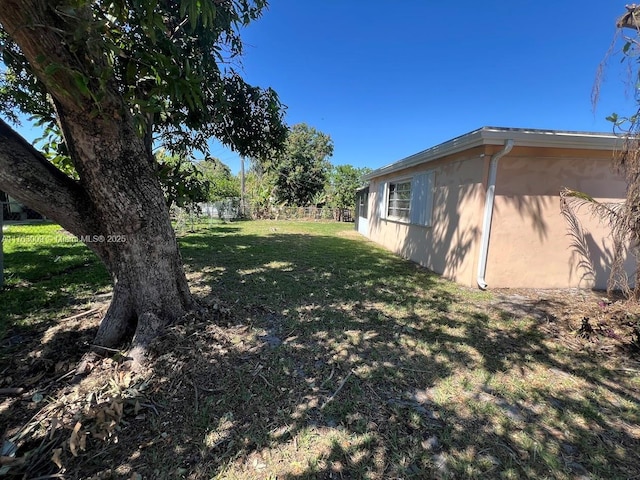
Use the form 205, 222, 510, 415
492, 288, 640, 359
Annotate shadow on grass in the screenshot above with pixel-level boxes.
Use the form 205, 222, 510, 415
3, 221, 639, 479
1, 223, 110, 340
110, 224, 639, 478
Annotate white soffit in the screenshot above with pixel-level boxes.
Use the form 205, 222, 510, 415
364, 126, 622, 180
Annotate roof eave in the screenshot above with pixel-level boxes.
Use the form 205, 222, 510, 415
363, 128, 622, 181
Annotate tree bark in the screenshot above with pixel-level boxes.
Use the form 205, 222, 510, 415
0, 1, 196, 355
0, 116, 195, 352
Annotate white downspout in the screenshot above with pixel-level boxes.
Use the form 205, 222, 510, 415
477, 139, 514, 290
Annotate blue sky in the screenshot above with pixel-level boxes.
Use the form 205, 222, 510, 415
11, 1, 638, 175
206, 0, 634, 174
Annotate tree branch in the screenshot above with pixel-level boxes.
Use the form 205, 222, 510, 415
0, 118, 87, 233
0, 0, 121, 116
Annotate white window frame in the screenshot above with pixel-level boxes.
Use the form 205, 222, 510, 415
379, 171, 435, 227
386, 178, 412, 221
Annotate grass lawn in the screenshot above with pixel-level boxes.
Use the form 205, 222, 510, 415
1, 219, 639, 479
0, 222, 109, 340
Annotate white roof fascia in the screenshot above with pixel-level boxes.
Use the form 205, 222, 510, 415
480, 128, 621, 150
363, 127, 622, 181
363, 128, 485, 181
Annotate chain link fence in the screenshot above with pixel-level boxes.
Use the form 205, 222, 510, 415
246, 204, 353, 222
170, 199, 242, 233
171, 199, 355, 234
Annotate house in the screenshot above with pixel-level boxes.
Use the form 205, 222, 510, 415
357, 126, 634, 290
1, 190, 44, 221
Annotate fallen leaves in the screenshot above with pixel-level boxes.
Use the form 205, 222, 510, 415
0, 359, 152, 478
69, 422, 84, 457
51, 448, 63, 469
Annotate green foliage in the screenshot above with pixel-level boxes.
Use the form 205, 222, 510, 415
198, 157, 240, 201
31, 118, 77, 179
0, 0, 287, 162
156, 150, 209, 211
310, 190, 327, 207
267, 123, 333, 206
327, 164, 371, 210
244, 165, 277, 214
0, 32, 51, 126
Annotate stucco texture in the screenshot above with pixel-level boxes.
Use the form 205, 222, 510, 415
364, 145, 630, 290
488, 148, 628, 289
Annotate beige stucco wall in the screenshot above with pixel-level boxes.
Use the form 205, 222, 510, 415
365, 144, 631, 290
367, 147, 487, 285
486, 147, 629, 289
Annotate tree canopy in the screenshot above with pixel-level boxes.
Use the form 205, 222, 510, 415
267, 123, 333, 206
199, 157, 241, 201
327, 164, 371, 211
0, 0, 287, 159
156, 150, 209, 211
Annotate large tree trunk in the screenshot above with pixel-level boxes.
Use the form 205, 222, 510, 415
94, 221, 195, 350
56, 109, 196, 351
0, 1, 196, 356
0, 117, 195, 353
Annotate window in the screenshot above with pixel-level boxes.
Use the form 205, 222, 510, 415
380, 171, 434, 226
358, 188, 369, 218
387, 181, 411, 220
